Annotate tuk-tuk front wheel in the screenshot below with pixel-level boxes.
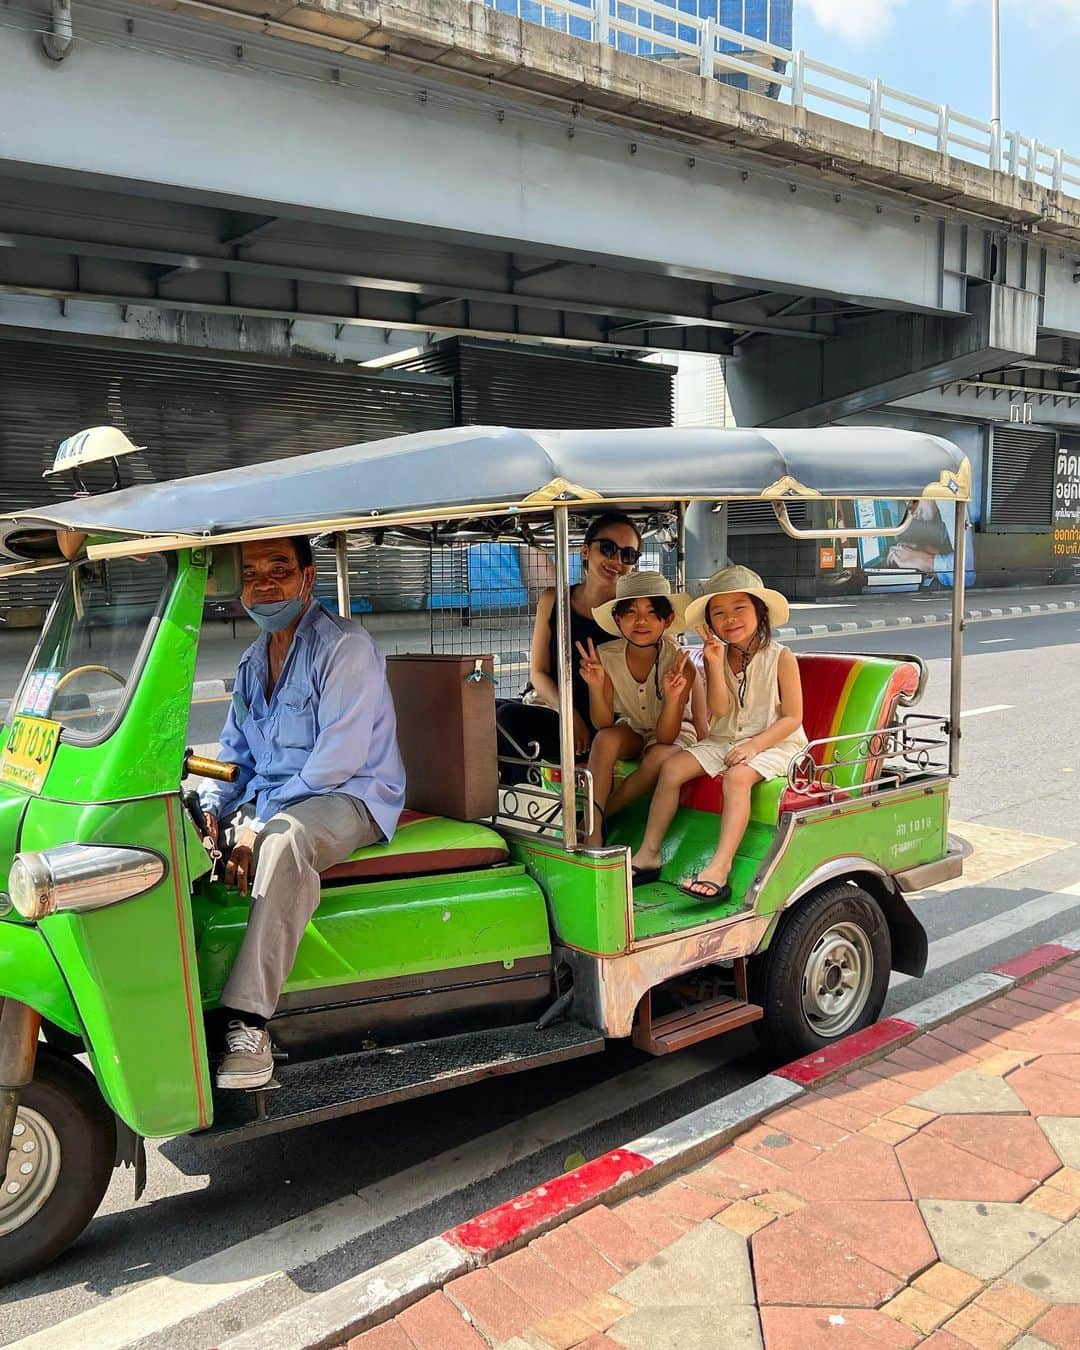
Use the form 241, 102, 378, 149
0, 1049, 116, 1283
751, 882, 891, 1062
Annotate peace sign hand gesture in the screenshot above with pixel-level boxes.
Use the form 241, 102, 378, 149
575, 638, 606, 689
661, 650, 691, 703
696, 625, 727, 668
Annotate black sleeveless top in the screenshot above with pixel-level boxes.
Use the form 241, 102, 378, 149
547, 591, 612, 732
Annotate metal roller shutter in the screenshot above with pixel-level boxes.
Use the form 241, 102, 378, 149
989, 426, 1056, 529
726, 499, 809, 532
0, 336, 454, 611
391, 337, 675, 428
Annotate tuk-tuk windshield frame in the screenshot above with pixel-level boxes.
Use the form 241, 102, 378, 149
8, 553, 175, 747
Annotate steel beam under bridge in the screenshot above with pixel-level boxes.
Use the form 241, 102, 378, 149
727, 283, 1040, 427
0, 0, 965, 320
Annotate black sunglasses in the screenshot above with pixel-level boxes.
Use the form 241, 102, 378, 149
592, 537, 641, 566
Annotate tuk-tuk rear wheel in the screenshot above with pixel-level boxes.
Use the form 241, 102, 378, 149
750, 882, 891, 1062
0, 1049, 115, 1284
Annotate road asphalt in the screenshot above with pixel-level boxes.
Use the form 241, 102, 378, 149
1, 605, 1079, 1347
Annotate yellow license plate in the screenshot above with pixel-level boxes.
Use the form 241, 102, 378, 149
0, 715, 61, 794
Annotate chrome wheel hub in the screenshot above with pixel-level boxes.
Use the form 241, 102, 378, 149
801, 921, 874, 1038
1, 1107, 62, 1236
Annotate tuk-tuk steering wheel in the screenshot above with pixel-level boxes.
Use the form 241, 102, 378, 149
54, 664, 127, 692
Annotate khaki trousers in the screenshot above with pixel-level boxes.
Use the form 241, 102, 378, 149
222, 793, 381, 1021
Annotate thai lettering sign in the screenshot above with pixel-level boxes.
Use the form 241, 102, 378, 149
1053, 444, 1080, 559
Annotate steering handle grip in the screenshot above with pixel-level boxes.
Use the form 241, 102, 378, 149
184, 751, 239, 783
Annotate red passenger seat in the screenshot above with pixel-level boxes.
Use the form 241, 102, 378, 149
679, 652, 922, 823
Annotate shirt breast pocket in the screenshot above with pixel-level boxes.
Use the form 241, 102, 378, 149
275, 693, 316, 750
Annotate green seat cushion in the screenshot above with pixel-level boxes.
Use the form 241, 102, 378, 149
319, 810, 507, 883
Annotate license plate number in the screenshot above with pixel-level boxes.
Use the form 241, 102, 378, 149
0, 715, 61, 794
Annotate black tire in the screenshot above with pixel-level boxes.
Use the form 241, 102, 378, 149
0, 1048, 116, 1285
749, 882, 891, 1062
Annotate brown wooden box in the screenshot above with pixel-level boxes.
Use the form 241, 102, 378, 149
386, 653, 498, 821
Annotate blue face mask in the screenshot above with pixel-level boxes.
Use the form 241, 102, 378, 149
242, 595, 307, 633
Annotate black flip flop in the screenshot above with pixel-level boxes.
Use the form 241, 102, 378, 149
631, 865, 662, 887
677, 875, 732, 902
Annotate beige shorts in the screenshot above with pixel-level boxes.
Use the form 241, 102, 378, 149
615, 720, 698, 754
685, 736, 801, 781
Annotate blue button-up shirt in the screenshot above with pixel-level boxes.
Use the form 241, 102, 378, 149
197, 603, 405, 841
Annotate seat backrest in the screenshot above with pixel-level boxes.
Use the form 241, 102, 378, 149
795, 653, 921, 789
386, 654, 499, 820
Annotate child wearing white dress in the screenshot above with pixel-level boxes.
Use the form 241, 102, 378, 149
629, 566, 806, 898
577, 572, 706, 847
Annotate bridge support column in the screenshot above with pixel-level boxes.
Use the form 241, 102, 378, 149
727, 283, 1039, 428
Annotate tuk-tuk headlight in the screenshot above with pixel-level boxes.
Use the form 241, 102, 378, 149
8, 845, 166, 921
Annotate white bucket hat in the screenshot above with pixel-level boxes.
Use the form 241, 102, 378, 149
592, 571, 690, 637
684, 564, 790, 632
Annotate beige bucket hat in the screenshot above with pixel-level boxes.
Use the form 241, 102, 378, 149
592, 571, 690, 637
684, 564, 790, 632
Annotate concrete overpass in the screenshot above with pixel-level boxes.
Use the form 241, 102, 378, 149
2, 0, 1079, 428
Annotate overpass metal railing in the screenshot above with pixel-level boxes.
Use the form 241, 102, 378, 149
484, 0, 1080, 194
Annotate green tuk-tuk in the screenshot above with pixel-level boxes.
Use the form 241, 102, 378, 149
0, 425, 968, 1280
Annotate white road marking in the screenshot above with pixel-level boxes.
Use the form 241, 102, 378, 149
959, 704, 1013, 718
978, 637, 1014, 645
11, 1044, 734, 1350
891, 880, 1080, 989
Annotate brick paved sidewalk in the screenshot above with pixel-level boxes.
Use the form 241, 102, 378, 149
344, 957, 1080, 1350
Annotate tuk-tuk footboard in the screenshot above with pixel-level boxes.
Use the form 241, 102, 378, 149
197, 1019, 604, 1147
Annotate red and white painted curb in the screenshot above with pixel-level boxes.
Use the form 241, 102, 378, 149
218, 929, 1080, 1350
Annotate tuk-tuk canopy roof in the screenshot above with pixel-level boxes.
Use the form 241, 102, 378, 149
0, 424, 970, 564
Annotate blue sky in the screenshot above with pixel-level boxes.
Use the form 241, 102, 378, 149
793, 0, 1074, 153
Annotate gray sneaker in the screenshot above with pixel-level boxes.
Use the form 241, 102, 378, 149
216, 1019, 274, 1090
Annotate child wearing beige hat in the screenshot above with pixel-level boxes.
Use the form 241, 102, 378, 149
577, 572, 706, 847
629, 565, 807, 898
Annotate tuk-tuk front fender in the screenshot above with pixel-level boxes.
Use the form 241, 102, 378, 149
0, 920, 82, 1035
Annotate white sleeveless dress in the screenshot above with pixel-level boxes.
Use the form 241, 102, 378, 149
597, 638, 697, 750
687, 639, 807, 780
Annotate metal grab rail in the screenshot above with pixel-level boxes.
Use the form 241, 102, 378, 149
483, 0, 1080, 191
770, 499, 916, 542
786, 713, 950, 803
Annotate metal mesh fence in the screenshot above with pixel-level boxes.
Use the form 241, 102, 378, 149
426, 518, 680, 698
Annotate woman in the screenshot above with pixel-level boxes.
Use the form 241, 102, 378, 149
498, 512, 642, 773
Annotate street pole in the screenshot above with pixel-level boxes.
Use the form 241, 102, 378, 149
990, 0, 1002, 170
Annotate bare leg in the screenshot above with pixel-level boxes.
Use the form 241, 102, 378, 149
585, 724, 644, 846
607, 742, 681, 818
686, 764, 763, 894
630, 750, 705, 870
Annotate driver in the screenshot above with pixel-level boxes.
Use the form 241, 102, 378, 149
198, 536, 405, 1089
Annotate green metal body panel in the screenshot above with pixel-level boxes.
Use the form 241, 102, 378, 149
0, 919, 81, 1034
0, 552, 213, 1137
193, 864, 551, 1005
754, 781, 951, 928
21, 795, 212, 1137
507, 837, 631, 955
